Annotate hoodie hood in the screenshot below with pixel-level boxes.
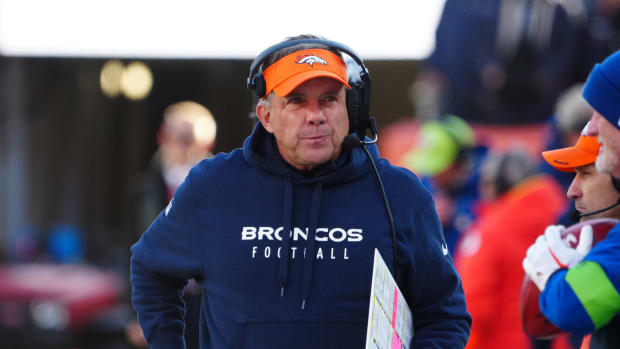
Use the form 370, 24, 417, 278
243, 122, 377, 184
242, 122, 378, 308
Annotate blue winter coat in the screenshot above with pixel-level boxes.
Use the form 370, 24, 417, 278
541, 222, 620, 348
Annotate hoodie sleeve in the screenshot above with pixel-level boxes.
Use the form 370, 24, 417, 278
540, 224, 620, 335
399, 181, 472, 348
130, 168, 204, 348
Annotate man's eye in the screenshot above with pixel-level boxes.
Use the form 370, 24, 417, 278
287, 97, 303, 104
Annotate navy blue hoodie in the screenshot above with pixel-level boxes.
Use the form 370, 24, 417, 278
131, 124, 471, 348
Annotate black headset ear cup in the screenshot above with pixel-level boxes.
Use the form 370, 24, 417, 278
346, 88, 362, 136
253, 73, 266, 99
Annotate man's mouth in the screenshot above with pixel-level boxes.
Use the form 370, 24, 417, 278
302, 134, 330, 140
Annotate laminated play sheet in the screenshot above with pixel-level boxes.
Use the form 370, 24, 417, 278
365, 249, 413, 349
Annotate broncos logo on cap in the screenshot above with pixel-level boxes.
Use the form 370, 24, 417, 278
296, 54, 327, 67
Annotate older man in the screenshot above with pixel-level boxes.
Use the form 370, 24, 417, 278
130, 35, 471, 349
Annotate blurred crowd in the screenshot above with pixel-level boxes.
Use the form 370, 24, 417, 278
378, 1, 620, 348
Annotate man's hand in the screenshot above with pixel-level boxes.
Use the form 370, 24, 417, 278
523, 225, 593, 291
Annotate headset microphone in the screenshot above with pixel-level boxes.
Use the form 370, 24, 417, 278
343, 134, 363, 149
569, 198, 620, 222
343, 118, 379, 150
342, 117, 398, 277
569, 210, 581, 223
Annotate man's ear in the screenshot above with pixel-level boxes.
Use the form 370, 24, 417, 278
256, 103, 274, 133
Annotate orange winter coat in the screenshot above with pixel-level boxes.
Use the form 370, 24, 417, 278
455, 175, 567, 349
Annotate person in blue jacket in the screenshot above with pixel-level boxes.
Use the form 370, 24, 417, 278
523, 49, 620, 348
130, 35, 472, 349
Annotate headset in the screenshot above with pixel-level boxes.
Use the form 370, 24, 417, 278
247, 38, 399, 278
247, 38, 373, 139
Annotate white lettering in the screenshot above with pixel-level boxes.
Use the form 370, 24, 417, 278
274, 227, 284, 240
293, 227, 308, 241
329, 228, 347, 242
242, 226, 364, 242
249, 246, 353, 260
242, 227, 257, 240
316, 247, 323, 259
258, 226, 274, 240
315, 228, 328, 242
347, 229, 363, 242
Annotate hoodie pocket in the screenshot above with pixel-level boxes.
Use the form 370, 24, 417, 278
229, 318, 366, 349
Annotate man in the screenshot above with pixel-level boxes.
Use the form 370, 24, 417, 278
540, 83, 594, 230
523, 50, 620, 348
131, 101, 217, 237
127, 101, 216, 349
404, 115, 485, 255
539, 125, 619, 349
541, 124, 620, 223
130, 36, 471, 348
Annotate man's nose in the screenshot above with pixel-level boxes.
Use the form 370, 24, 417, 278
306, 101, 326, 125
567, 179, 581, 199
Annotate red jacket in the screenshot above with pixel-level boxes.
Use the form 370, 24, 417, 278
455, 175, 566, 349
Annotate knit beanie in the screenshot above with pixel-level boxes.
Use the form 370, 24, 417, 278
583, 50, 620, 130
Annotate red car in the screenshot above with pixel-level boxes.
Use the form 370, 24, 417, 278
0, 263, 129, 348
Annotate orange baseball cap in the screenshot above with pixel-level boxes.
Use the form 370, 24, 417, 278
541, 123, 601, 172
262, 49, 351, 98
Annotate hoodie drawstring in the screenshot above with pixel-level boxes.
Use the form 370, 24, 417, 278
300, 182, 322, 310
277, 174, 293, 298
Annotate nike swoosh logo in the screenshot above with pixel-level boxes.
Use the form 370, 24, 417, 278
442, 242, 449, 256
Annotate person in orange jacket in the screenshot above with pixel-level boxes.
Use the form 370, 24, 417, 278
455, 150, 567, 349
